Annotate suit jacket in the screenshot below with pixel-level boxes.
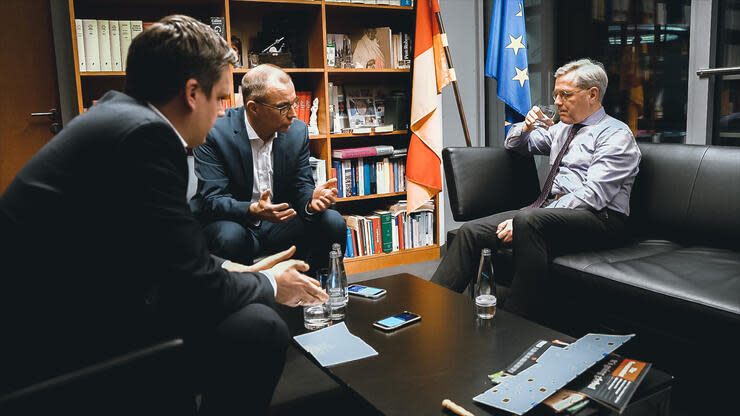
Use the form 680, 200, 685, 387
0, 91, 274, 391
191, 106, 316, 226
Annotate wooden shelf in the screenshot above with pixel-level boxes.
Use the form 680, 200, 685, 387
328, 68, 410, 73
232, 67, 324, 74
325, 2, 413, 11
232, 0, 321, 5
330, 129, 408, 138
337, 191, 405, 202
345, 245, 440, 274
309, 134, 327, 139
81, 71, 125, 77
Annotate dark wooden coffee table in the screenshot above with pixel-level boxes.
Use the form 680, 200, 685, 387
289, 273, 672, 415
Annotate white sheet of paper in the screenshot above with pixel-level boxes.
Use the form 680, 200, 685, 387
294, 322, 378, 367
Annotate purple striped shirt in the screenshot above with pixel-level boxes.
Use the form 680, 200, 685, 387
505, 107, 641, 215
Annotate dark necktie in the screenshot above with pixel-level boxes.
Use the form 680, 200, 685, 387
523, 123, 584, 209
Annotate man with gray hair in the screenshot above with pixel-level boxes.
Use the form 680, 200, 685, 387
431, 58, 641, 319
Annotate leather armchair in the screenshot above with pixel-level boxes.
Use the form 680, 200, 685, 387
0, 338, 193, 415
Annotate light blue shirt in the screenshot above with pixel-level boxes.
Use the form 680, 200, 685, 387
505, 107, 641, 215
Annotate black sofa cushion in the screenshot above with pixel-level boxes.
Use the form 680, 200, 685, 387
553, 241, 740, 324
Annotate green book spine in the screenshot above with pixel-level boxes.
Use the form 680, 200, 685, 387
380, 211, 393, 253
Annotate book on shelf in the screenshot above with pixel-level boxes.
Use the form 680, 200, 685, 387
109, 20, 122, 71
119, 21, 132, 68
400, 33, 411, 68
82, 19, 99, 72
74, 19, 86, 72
333, 145, 394, 159
130, 20, 143, 41
309, 157, 327, 186
97, 20, 112, 71
326, 35, 336, 67
209, 17, 226, 40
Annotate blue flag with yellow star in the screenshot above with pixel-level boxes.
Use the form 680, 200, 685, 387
485, 0, 531, 133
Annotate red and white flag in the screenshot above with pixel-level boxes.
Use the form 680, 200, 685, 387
406, 0, 451, 213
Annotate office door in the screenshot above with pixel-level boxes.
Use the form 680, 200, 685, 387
0, 0, 60, 193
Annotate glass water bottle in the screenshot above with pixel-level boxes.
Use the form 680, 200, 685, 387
474, 248, 497, 319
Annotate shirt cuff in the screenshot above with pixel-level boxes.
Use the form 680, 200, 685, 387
222, 261, 277, 297
260, 270, 278, 297
304, 202, 316, 216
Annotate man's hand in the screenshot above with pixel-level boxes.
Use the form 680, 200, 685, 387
307, 178, 339, 214
270, 259, 329, 307
250, 189, 297, 223
222, 246, 298, 273
496, 219, 513, 243
523, 106, 554, 133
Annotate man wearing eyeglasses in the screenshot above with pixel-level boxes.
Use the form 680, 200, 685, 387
191, 64, 346, 271
431, 58, 641, 320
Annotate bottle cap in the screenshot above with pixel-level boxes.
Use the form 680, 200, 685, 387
329, 251, 339, 259
481, 248, 492, 256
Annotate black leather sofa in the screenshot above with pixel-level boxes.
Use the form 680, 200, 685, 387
442, 143, 740, 351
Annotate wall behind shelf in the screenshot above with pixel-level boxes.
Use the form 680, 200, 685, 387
438, 0, 486, 244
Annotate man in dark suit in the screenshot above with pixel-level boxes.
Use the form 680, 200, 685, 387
191, 64, 346, 270
0, 15, 327, 414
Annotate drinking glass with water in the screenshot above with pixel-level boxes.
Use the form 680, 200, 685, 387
303, 268, 331, 330
533, 104, 558, 129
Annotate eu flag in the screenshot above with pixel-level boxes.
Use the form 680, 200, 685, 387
485, 0, 531, 133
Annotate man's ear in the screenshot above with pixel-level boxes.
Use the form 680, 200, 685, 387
588, 87, 599, 102
184, 78, 199, 111
245, 100, 258, 115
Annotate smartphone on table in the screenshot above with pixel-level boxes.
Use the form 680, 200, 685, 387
372, 311, 421, 331
348, 284, 387, 299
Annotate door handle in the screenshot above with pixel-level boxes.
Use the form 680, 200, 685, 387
30, 108, 62, 134
696, 66, 740, 77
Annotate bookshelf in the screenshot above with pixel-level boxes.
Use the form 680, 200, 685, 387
64, 0, 437, 274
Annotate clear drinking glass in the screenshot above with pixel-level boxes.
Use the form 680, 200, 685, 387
533, 104, 558, 129
304, 269, 331, 330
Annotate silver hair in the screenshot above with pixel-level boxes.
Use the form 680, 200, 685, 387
240, 64, 293, 105
554, 58, 608, 102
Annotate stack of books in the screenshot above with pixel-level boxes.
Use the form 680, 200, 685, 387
331, 146, 407, 197
343, 200, 434, 258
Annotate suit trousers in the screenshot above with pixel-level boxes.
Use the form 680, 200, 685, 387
202, 208, 347, 271
188, 302, 289, 415
431, 207, 627, 320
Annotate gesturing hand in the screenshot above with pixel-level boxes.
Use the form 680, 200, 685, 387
308, 178, 339, 214
270, 259, 329, 307
250, 189, 297, 223
496, 219, 513, 243
223, 246, 298, 273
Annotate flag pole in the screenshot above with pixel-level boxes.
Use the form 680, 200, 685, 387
434, 10, 472, 147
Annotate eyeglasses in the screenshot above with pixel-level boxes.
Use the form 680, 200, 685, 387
254, 98, 299, 116
552, 89, 584, 102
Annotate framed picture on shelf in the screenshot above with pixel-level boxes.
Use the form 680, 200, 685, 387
347, 97, 379, 128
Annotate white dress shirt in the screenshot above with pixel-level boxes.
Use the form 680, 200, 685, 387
244, 111, 276, 204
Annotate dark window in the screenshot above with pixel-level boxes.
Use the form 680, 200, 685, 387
714, 0, 740, 146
